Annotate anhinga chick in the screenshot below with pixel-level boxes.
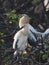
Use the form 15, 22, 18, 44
13, 14, 38, 58
13, 14, 49, 58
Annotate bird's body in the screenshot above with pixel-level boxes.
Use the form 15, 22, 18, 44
13, 23, 38, 58
13, 27, 28, 51
13, 14, 49, 58
13, 23, 37, 51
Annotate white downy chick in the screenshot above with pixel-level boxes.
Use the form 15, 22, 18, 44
13, 14, 37, 57
13, 14, 49, 58
13, 14, 43, 58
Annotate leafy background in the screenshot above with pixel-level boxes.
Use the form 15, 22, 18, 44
0, 0, 49, 65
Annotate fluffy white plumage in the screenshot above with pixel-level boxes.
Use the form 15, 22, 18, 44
13, 14, 37, 51
13, 28, 28, 51
13, 24, 37, 52
13, 14, 49, 57
44, 0, 49, 11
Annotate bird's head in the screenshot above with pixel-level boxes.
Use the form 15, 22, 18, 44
19, 14, 30, 28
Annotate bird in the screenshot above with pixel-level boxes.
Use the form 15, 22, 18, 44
13, 14, 49, 58
13, 14, 38, 58
13, 14, 41, 57
44, 0, 49, 11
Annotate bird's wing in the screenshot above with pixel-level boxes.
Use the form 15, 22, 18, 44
27, 24, 43, 43
27, 27, 37, 42
13, 39, 19, 50
13, 32, 20, 49
28, 24, 42, 34
28, 24, 37, 33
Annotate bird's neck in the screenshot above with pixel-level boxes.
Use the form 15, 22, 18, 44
21, 28, 27, 36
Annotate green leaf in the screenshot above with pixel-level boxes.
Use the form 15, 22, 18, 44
47, 50, 49, 54
5, 13, 10, 17
0, 32, 4, 35
5, 9, 18, 19
33, 0, 39, 3
11, 14, 17, 19
11, 10, 16, 13
18, 15, 22, 20
1, 39, 5, 43
9, 21, 12, 24
42, 54, 47, 60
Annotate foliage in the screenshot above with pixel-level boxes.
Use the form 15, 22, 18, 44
0, 0, 49, 65
6, 10, 17, 19
33, 0, 40, 3
42, 54, 47, 60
